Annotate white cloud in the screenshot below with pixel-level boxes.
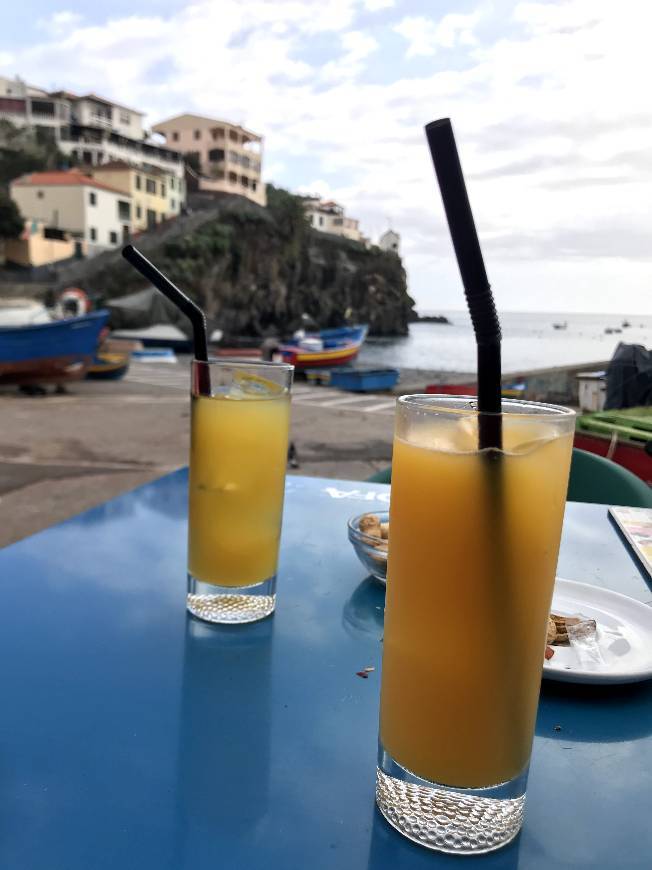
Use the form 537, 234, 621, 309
394, 9, 484, 57
364, 0, 395, 10
2, 0, 652, 313
37, 10, 84, 36
322, 29, 379, 81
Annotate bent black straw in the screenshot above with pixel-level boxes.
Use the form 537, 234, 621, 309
122, 244, 208, 362
425, 118, 502, 451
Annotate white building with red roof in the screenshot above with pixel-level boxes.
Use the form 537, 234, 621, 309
10, 169, 132, 257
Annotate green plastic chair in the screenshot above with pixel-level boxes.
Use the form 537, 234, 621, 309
366, 448, 652, 507
566, 448, 652, 507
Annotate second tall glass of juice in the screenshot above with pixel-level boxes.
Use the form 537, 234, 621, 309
186, 359, 293, 624
377, 396, 575, 855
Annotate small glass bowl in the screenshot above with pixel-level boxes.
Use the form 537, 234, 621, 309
347, 511, 389, 584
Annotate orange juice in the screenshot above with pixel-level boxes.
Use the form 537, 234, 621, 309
188, 392, 290, 587
380, 410, 573, 788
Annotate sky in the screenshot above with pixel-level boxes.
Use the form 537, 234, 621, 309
2, 0, 651, 314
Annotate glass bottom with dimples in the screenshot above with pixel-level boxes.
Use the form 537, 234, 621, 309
187, 575, 276, 624
376, 742, 527, 855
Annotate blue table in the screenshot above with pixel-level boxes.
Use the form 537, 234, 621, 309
0, 472, 650, 870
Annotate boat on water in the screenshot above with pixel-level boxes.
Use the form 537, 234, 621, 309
552, 321, 568, 330
0, 310, 110, 386
277, 325, 368, 369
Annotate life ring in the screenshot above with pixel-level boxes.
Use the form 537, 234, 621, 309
58, 287, 90, 318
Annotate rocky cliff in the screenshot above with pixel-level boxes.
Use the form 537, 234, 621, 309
53, 186, 415, 338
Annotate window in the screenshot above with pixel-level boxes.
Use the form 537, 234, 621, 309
240, 175, 249, 188
89, 191, 97, 206
212, 127, 225, 139
208, 148, 225, 162
145, 178, 156, 194
161, 183, 166, 197
184, 151, 201, 173
118, 200, 131, 221
229, 130, 238, 142
136, 205, 142, 219
252, 180, 257, 191
172, 131, 179, 142
89, 227, 97, 241
194, 129, 201, 140
228, 150, 239, 164
146, 209, 157, 229
228, 171, 237, 183
37, 190, 44, 199
43, 227, 66, 240
333, 218, 343, 226
171, 198, 176, 209
119, 111, 130, 124
109, 231, 118, 244
169, 177, 175, 190
318, 216, 323, 226
31, 99, 55, 117
135, 174, 142, 190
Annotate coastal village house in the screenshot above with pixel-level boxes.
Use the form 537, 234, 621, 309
152, 113, 266, 207
90, 161, 182, 231
0, 74, 185, 195
0, 74, 72, 140
302, 197, 363, 243
10, 170, 132, 257
3, 219, 77, 268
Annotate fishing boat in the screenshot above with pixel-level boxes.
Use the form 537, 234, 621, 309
85, 350, 131, 380
0, 310, 109, 386
575, 408, 652, 485
0, 298, 52, 327
424, 382, 526, 398
328, 367, 399, 392
552, 321, 568, 330
277, 325, 368, 369
107, 286, 222, 350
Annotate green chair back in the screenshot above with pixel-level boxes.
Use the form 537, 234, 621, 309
567, 448, 652, 507
366, 448, 652, 507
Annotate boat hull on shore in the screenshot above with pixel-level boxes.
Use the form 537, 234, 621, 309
0, 310, 109, 386
575, 408, 652, 485
278, 325, 368, 369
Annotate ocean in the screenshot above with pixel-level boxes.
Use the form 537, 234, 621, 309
358, 311, 652, 375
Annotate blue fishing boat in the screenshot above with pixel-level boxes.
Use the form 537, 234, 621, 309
0, 310, 109, 386
278, 324, 368, 369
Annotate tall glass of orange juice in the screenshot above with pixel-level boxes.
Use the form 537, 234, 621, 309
186, 359, 293, 624
377, 395, 575, 855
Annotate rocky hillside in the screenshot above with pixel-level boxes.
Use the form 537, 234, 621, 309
54, 186, 415, 338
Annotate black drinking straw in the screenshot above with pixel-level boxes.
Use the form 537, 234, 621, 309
425, 119, 502, 452
121, 245, 209, 363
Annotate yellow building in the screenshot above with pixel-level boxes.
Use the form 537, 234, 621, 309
91, 161, 184, 231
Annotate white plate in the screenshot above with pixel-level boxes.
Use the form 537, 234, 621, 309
543, 578, 652, 684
